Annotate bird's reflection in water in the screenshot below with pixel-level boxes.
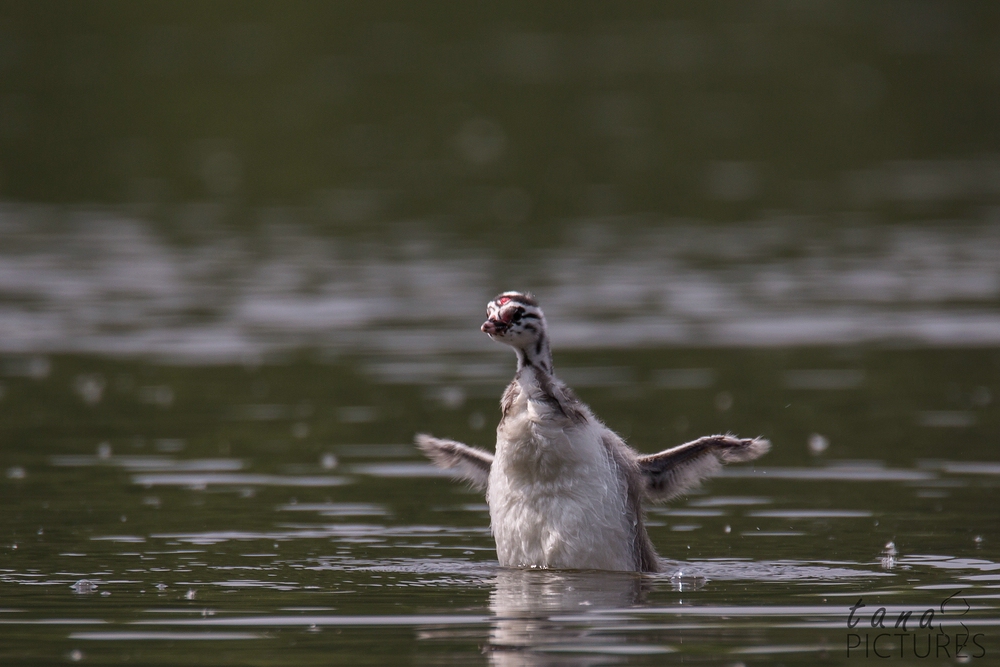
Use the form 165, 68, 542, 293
486, 568, 696, 665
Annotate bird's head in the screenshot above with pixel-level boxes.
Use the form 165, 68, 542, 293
481, 291, 545, 351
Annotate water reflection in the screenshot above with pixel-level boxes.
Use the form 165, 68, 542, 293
481, 558, 896, 665
487, 569, 657, 664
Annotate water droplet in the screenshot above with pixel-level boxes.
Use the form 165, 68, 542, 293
71, 579, 98, 594
714, 391, 733, 412
5, 466, 25, 479
97, 442, 112, 459
68, 649, 83, 662
724, 525, 731, 534
184, 589, 196, 600
74, 373, 106, 406
808, 433, 829, 455
881, 541, 898, 569
438, 386, 466, 409
320, 453, 338, 470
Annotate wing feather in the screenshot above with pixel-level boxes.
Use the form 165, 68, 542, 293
637, 435, 770, 502
415, 433, 493, 491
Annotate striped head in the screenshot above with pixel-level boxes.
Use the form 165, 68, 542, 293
481, 291, 545, 350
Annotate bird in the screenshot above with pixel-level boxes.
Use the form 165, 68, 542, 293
416, 291, 769, 573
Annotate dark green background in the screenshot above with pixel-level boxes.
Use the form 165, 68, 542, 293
2, 2, 998, 225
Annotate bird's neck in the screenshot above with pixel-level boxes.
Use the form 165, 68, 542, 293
514, 333, 553, 375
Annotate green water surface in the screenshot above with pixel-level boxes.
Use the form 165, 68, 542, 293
1, 348, 998, 664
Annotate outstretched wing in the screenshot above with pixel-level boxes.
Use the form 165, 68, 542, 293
415, 433, 494, 491
637, 435, 770, 502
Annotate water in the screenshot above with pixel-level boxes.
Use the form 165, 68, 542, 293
2, 3, 1000, 663
1, 347, 998, 664
2, 210, 1000, 359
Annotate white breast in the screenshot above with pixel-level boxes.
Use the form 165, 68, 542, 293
487, 371, 636, 571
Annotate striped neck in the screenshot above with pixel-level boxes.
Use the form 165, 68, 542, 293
514, 331, 553, 375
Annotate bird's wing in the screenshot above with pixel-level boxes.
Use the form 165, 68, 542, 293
415, 434, 493, 491
637, 435, 770, 502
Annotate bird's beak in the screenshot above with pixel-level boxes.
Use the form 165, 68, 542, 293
482, 319, 503, 335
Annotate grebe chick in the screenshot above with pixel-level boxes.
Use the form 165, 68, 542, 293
417, 291, 769, 572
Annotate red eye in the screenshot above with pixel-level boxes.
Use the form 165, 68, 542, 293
498, 297, 511, 305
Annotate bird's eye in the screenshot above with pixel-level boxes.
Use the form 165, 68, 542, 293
511, 309, 524, 322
